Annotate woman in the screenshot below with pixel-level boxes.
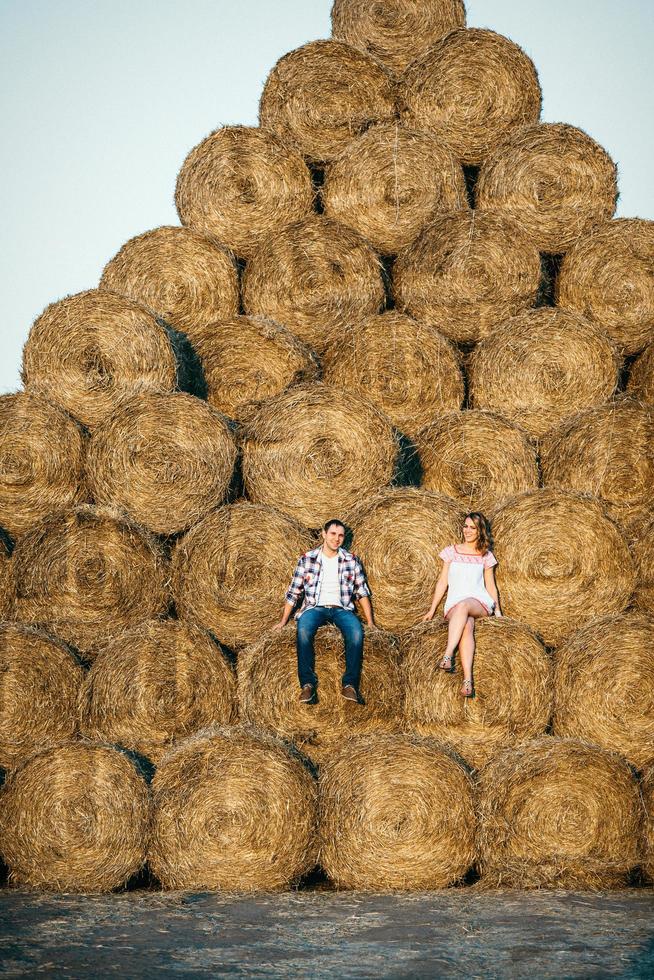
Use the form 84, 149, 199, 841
422, 512, 501, 697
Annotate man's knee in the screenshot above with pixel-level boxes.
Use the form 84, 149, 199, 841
297, 616, 317, 643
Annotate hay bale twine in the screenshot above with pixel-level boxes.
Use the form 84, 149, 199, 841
476, 123, 618, 253
238, 626, 402, 762
321, 311, 463, 438
99, 226, 239, 346
415, 410, 539, 513
172, 502, 314, 650
242, 216, 386, 354
403, 618, 551, 770
258, 39, 396, 163
476, 737, 644, 889
241, 383, 398, 529
0, 392, 86, 538
392, 211, 542, 345
80, 620, 237, 764
629, 341, 654, 403
86, 392, 236, 536
468, 309, 619, 439
148, 727, 317, 891
642, 766, 654, 882
631, 515, 654, 612
322, 123, 468, 254
0, 742, 151, 892
194, 316, 319, 421
319, 734, 475, 890
0, 527, 13, 620
398, 29, 541, 166
491, 489, 635, 646
12, 504, 170, 658
22, 289, 178, 431
0, 624, 84, 772
331, 0, 466, 77
557, 219, 654, 356
346, 488, 463, 633
175, 126, 315, 259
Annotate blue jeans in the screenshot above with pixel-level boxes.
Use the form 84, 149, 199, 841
296, 606, 364, 689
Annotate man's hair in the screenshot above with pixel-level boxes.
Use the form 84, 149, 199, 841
323, 518, 345, 532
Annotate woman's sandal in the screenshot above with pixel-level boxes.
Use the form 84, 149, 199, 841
460, 679, 474, 698
439, 654, 453, 671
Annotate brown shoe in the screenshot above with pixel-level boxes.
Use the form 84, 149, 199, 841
299, 683, 316, 704
341, 684, 359, 703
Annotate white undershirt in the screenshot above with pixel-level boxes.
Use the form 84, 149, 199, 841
317, 552, 341, 606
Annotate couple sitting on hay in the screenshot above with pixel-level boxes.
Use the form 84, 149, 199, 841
274, 512, 501, 703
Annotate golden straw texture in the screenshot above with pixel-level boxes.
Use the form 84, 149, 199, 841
99, 225, 239, 345
175, 126, 315, 259
631, 515, 654, 612
148, 727, 318, 891
22, 289, 178, 431
491, 489, 635, 646
393, 211, 541, 345
322, 311, 463, 438
398, 29, 541, 166
0, 392, 86, 538
80, 620, 237, 764
346, 488, 463, 632
241, 383, 398, 529
259, 39, 396, 163
0, 624, 84, 771
12, 504, 170, 658
0, 528, 13, 620
319, 734, 475, 890
238, 626, 403, 763
242, 216, 385, 354
172, 502, 314, 650
402, 618, 551, 770
557, 219, 654, 356
0, 742, 151, 892
468, 309, 619, 439
629, 341, 654, 403
476, 123, 618, 253
476, 737, 644, 889
86, 392, 236, 536
331, 0, 466, 76
642, 766, 654, 883
322, 123, 468, 254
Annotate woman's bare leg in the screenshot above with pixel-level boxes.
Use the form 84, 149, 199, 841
442, 599, 489, 672
458, 616, 476, 684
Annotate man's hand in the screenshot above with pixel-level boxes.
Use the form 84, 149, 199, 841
272, 621, 286, 631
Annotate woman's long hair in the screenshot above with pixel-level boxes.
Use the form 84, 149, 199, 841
461, 512, 492, 554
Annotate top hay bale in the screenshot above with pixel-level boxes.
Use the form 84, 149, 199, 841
175, 126, 315, 260
398, 29, 541, 166
259, 39, 396, 163
476, 123, 618, 253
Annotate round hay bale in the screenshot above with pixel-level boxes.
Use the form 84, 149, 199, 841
0, 392, 86, 538
476, 123, 618, 253
238, 626, 403, 762
398, 29, 541, 166
476, 737, 644, 889
331, 0, 466, 77
241, 383, 398, 529
557, 219, 654, 356
194, 316, 320, 421
0, 624, 84, 772
322, 123, 468, 254
402, 618, 551, 770
148, 727, 317, 891
468, 309, 619, 439
22, 289, 178, 431
172, 502, 314, 650
242, 216, 386, 354
552, 612, 654, 772
12, 504, 170, 658
80, 620, 237, 764
321, 311, 463, 438
641, 766, 654, 882
99, 225, 239, 345
175, 126, 315, 259
631, 514, 654, 612
86, 392, 236, 536
392, 211, 542, 345
0, 527, 13, 620
258, 39, 396, 163
629, 341, 654, 402
415, 410, 539, 513
491, 489, 635, 647
345, 488, 463, 633
0, 742, 151, 892
319, 733, 475, 890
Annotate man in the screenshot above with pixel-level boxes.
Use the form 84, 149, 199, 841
274, 518, 374, 705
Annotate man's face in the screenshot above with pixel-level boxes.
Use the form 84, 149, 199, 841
322, 524, 345, 551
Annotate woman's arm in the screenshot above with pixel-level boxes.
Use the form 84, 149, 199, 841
422, 562, 449, 621
484, 565, 502, 616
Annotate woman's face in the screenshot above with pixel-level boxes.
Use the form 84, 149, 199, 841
462, 518, 479, 546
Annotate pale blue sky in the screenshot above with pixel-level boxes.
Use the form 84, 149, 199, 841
1, 0, 653, 394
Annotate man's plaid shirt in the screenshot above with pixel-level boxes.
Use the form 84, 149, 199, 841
285, 546, 371, 618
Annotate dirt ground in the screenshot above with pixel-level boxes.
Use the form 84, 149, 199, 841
1, 889, 654, 979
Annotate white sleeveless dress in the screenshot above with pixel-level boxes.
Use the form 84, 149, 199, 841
439, 545, 497, 615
